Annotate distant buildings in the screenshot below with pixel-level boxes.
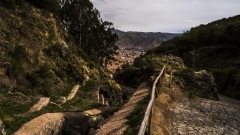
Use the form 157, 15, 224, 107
107, 48, 146, 72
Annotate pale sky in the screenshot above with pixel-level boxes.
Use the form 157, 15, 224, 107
90, 0, 240, 33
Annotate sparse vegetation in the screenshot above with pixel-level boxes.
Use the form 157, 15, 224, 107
144, 15, 240, 100
0, 80, 105, 134
0, 0, 121, 134
123, 95, 150, 135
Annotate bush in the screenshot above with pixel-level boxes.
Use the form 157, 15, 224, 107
10, 45, 29, 62
87, 61, 98, 69
213, 69, 240, 100
115, 67, 142, 88
26, 72, 41, 87
25, 0, 59, 15
53, 68, 67, 80
37, 63, 54, 79
0, 0, 24, 8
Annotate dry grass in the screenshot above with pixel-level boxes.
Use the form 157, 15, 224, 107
150, 75, 186, 135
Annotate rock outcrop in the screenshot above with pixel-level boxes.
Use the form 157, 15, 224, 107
98, 80, 123, 106
161, 54, 186, 69
194, 70, 217, 94
173, 69, 218, 99
0, 118, 6, 135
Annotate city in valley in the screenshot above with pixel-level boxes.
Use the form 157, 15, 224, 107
107, 47, 146, 72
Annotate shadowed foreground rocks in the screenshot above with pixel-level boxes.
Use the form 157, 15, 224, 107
14, 106, 110, 135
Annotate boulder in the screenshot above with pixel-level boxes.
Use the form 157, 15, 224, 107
194, 70, 217, 94
174, 69, 218, 99
164, 54, 186, 69
57, 96, 66, 104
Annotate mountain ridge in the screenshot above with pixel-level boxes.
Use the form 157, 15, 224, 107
114, 29, 182, 50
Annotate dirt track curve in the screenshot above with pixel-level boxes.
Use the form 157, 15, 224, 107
96, 82, 149, 135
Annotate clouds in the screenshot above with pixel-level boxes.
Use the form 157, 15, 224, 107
90, 0, 240, 33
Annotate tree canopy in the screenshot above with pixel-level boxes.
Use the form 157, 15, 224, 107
59, 0, 119, 65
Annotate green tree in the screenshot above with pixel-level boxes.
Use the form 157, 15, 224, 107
59, 0, 118, 65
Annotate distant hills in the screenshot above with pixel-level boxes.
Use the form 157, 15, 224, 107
115, 30, 182, 50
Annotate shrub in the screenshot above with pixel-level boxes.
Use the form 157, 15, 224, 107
10, 45, 29, 62
26, 71, 41, 87
37, 63, 54, 79
53, 68, 66, 80
25, 0, 59, 15
213, 69, 240, 100
115, 67, 142, 88
87, 61, 97, 69
0, 0, 24, 8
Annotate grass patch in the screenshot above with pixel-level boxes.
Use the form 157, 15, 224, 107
123, 95, 150, 135
0, 80, 103, 134
0, 90, 37, 134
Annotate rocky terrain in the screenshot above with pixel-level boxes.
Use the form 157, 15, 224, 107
171, 96, 240, 135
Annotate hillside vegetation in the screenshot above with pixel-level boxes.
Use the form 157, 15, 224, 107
0, 0, 121, 134
147, 15, 240, 100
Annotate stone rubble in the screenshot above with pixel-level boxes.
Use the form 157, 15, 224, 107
171, 97, 240, 135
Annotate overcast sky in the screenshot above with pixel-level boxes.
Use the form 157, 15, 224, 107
90, 0, 240, 33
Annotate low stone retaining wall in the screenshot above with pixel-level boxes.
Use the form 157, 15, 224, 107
28, 97, 50, 113
14, 106, 110, 135
14, 113, 64, 135
66, 85, 80, 101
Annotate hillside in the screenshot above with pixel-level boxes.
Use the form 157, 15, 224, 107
0, 1, 122, 134
115, 30, 181, 50
147, 14, 240, 100
0, 1, 95, 95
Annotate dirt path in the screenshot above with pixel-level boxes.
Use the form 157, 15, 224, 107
96, 82, 149, 135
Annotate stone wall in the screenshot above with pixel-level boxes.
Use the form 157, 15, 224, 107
28, 97, 50, 113
14, 113, 65, 135
14, 106, 110, 135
